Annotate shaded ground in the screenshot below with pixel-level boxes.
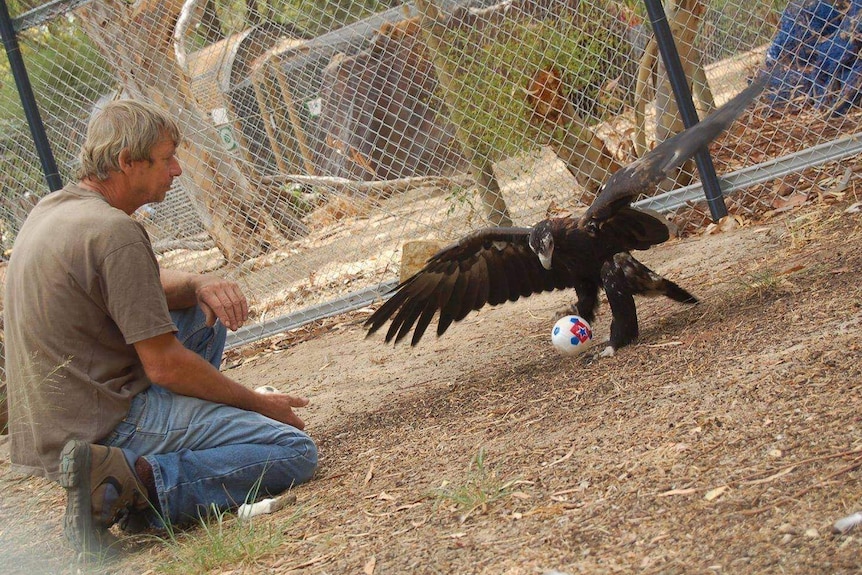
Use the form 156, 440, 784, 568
1, 190, 861, 574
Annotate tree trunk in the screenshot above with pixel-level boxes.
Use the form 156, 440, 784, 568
414, 0, 513, 227
77, 0, 288, 262
653, 0, 711, 143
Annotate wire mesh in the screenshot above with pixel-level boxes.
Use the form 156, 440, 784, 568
1, 0, 860, 385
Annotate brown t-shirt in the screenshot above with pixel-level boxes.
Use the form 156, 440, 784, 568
5, 184, 176, 480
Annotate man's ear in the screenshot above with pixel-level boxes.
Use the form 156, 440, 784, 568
118, 148, 133, 172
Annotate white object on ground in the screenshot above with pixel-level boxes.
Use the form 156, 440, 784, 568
832, 511, 862, 534
237, 493, 297, 520
550, 315, 593, 355
255, 385, 279, 394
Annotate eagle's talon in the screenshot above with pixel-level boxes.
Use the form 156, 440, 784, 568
553, 306, 579, 322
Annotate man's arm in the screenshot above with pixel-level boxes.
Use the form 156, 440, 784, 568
161, 269, 248, 331
134, 332, 307, 429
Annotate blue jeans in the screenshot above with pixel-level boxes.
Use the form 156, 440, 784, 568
100, 306, 318, 526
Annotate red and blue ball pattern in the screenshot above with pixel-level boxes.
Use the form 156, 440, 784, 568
551, 315, 593, 355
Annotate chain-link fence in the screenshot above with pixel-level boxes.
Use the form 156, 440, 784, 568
1, 0, 861, 373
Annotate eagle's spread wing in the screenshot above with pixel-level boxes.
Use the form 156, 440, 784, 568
365, 227, 574, 345
582, 73, 769, 227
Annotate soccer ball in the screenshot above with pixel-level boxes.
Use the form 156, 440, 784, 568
551, 315, 593, 355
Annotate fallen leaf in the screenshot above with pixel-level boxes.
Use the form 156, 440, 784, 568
704, 485, 729, 501
363, 556, 376, 575
658, 487, 697, 497
819, 167, 852, 196
772, 193, 809, 211
704, 214, 746, 235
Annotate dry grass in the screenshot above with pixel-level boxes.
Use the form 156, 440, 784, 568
2, 196, 861, 575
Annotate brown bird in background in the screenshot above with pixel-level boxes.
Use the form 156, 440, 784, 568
365, 73, 768, 356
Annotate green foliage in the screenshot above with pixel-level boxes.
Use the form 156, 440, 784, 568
151, 472, 303, 574
702, 0, 787, 61
436, 1, 630, 161
156, 503, 294, 575
203, 0, 397, 38
734, 268, 787, 298
276, 0, 393, 36
445, 182, 476, 216
282, 183, 321, 216
0, 22, 114, 125
0, 18, 115, 239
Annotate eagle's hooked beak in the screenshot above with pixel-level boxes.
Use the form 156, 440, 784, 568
529, 221, 554, 270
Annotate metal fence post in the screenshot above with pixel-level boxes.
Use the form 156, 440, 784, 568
0, 0, 63, 193
642, 0, 728, 222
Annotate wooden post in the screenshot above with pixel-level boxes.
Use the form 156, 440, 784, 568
250, 68, 291, 175
634, 0, 714, 166
273, 64, 318, 176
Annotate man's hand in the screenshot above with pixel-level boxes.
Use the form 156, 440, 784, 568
137, 334, 310, 430
194, 275, 249, 331
257, 392, 309, 430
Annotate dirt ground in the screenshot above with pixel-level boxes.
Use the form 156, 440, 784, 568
2, 187, 862, 574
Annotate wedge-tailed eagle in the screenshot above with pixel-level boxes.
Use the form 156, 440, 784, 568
365, 73, 768, 355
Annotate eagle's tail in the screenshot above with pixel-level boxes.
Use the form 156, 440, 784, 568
661, 278, 698, 304
605, 252, 698, 304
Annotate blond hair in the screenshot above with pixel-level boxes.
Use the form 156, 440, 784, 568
76, 99, 181, 180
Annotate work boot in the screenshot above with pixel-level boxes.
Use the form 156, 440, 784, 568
58, 440, 150, 555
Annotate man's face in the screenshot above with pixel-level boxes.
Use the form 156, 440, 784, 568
129, 138, 182, 205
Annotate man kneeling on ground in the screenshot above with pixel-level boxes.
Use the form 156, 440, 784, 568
4, 100, 318, 555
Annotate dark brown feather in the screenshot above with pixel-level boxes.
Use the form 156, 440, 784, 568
581, 73, 769, 228
365, 226, 577, 344
365, 207, 694, 348
599, 207, 670, 249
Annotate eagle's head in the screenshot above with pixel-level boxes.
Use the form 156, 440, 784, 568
528, 219, 554, 270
